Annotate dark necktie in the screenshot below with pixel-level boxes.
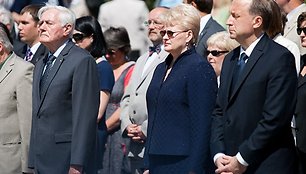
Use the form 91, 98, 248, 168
148, 45, 161, 57
231, 53, 248, 93
40, 54, 56, 97
25, 49, 33, 61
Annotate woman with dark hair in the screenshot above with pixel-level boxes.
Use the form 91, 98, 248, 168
99, 26, 135, 174
74, 15, 115, 170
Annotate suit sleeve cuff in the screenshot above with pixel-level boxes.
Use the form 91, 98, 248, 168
236, 152, 249, 166
213, 153, 225, 163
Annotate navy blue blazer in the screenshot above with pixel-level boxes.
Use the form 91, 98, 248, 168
145, 47, 217, 173
211, 34, 298, 173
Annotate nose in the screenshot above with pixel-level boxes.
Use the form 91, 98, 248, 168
226, 15, 233, 26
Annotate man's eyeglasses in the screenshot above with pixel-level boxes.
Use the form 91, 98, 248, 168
72, 33, 89, 42
297, 27, 306, 35
206, 50, 229, 57
144, 20, 163, 28
160, 30, 187, 38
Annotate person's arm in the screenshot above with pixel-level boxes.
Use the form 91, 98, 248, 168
106, 108, 121, 132
187, 62, 217, 172
17, 62, 34, 173
97, 91, 110, 123
70, 55, 100, 167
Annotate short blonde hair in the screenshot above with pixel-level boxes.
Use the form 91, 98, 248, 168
207, 31, 239, 51
161, 4, 200, 44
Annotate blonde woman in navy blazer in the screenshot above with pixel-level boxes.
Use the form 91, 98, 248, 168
144, 4, 217, 174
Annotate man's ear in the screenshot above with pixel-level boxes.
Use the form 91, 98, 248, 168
63, 24, 73, 37
253, 16, 263, 29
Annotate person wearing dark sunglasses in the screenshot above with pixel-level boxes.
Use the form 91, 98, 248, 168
74, 16, 115, 172
206, 31, 238, 81
295, 11, 306, 174
144, 4, 217, 174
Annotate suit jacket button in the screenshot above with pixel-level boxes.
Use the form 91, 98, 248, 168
135, 93, 138, 96
133, 110, 136, 114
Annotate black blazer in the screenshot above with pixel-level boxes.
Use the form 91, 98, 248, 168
211, 34, 298, 173
295, 55, 306, 153
28, 41, 100, 173
196, 17, 224, 58
14, 43, 49, 65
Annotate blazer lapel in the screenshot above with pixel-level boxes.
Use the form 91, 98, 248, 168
139, 50, 168, 88
0, 55, 14, 83
37, 42, 73, 113
224, 49, 240, 103
298, 75, 306, 88
229, 35, 267, 103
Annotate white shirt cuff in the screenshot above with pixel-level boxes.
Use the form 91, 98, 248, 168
236, 152, 249, 166
213, 153, 225, 163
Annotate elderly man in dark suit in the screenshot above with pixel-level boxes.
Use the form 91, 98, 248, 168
15, 4, 48, 65
28, 4, 100, 174
184, 0, 225, 58
211, 0, 298, 173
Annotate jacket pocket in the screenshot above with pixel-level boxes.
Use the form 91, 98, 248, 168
54, 133, 72, 143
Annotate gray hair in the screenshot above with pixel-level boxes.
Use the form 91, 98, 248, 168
0, 24, 13, 52
38, 3, 75, 29
207, 31, 239, 51
0, 5, 14, 31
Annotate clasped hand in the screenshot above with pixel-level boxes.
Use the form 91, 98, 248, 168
215, 155, 247, 174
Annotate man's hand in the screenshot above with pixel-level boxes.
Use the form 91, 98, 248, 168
215, 156, 247, 174
68, 165, 83, 174
143, 170, 149, 174
126, 124, 146, 143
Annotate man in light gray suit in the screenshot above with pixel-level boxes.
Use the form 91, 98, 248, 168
120, 7, 169, 174
184, 0, 225, 59
0, 23, 34, 174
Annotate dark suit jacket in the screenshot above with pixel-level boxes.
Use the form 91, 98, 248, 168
295, 55, 306, 153
145, 47, 217, 173
14, 43, 48, 65
196, 17, 224, 58
211, 34, 298, 173
28, 41, 100, 173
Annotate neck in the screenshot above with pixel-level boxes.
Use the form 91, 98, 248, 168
0, 51, 10, 63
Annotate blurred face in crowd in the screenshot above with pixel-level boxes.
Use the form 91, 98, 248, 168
18, 12, 40, 46
299, 20, 306, 47
38, 8, 71, 52
226, 0, 254, 45
147, 8, 166, 45
72, 30, 93, 51
207, 45, 229, 76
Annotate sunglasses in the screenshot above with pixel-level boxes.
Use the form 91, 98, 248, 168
206, 50, 229, 57
160, 30, 187, 38
72, 33, 88, 42
106, 49, 116, 56
297, 27, 306, 35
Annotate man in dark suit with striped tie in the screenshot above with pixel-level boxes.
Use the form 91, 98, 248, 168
14, 4, 48, 65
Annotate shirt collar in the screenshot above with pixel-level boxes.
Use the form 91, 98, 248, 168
51, 40, 69, 57
287, 3, 306, 21
240, 34, 264, 57
28, 42, 41, 55
199, 14, 212, 34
